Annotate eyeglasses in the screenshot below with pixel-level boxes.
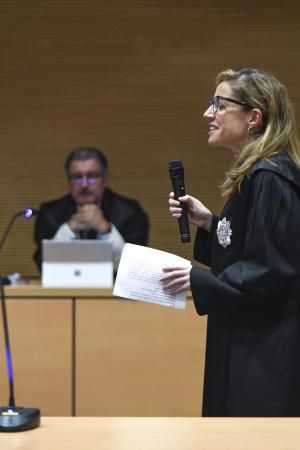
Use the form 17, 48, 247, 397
69, 173, 104, 185
209, 96, 252, 113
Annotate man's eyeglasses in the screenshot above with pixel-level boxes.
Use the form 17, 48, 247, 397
69, 173, 104, 185
209, 96, 252, 113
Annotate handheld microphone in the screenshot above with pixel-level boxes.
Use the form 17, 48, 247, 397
0, 208, 40, 432
168, 160, 191, 243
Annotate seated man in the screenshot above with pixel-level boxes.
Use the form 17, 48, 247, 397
33, 147, 150, 272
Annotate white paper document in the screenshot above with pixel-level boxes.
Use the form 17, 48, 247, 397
113, 243, 191, 310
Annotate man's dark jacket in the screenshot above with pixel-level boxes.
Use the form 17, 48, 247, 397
33, 188, 150, 271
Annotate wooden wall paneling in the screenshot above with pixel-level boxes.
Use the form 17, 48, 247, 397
76, 298, 206, 416
0, 299, 72, 416
0, 1, 299, 279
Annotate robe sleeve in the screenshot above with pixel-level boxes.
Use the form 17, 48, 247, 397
193, 214, 219, 267
190, 170, 300, 315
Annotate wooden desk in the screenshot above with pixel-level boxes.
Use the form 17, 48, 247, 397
1, 417, 300, 450
0, 285, 206, 417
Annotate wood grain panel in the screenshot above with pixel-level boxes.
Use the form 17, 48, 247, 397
0, 1, 299, 277
76, 298, 206, 416
0, 299, 72, 416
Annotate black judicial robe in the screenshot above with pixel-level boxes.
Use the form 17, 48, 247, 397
33, 188, 149, 271
190, 151, 300, 416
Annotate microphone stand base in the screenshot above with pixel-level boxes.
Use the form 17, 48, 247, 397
0, 406, 41, 432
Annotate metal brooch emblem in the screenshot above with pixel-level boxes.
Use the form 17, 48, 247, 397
216, 217, 232, 248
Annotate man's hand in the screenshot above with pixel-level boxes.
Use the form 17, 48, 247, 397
68, 204, 111, 233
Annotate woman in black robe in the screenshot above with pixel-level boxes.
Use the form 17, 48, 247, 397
161, 68, 300, 416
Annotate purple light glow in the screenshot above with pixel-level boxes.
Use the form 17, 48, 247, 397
24, 208, 37, 218
5, 345, 13, 382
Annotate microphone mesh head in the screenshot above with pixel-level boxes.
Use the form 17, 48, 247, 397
169, 160, 183, 169
169, 160, 183, 176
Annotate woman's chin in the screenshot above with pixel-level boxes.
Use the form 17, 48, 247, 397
208, 136, 222, 147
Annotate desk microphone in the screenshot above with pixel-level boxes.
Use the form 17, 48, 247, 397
0, 208, 41, 432
168, 160, 191, 243
0, 208, 38, 254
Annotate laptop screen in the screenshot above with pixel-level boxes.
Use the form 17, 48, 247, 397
41, 240, 113, 288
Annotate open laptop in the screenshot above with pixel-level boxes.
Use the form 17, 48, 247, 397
41, 240, 113, 288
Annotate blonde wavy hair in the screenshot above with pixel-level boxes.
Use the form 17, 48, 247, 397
217, 68, 300, 199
